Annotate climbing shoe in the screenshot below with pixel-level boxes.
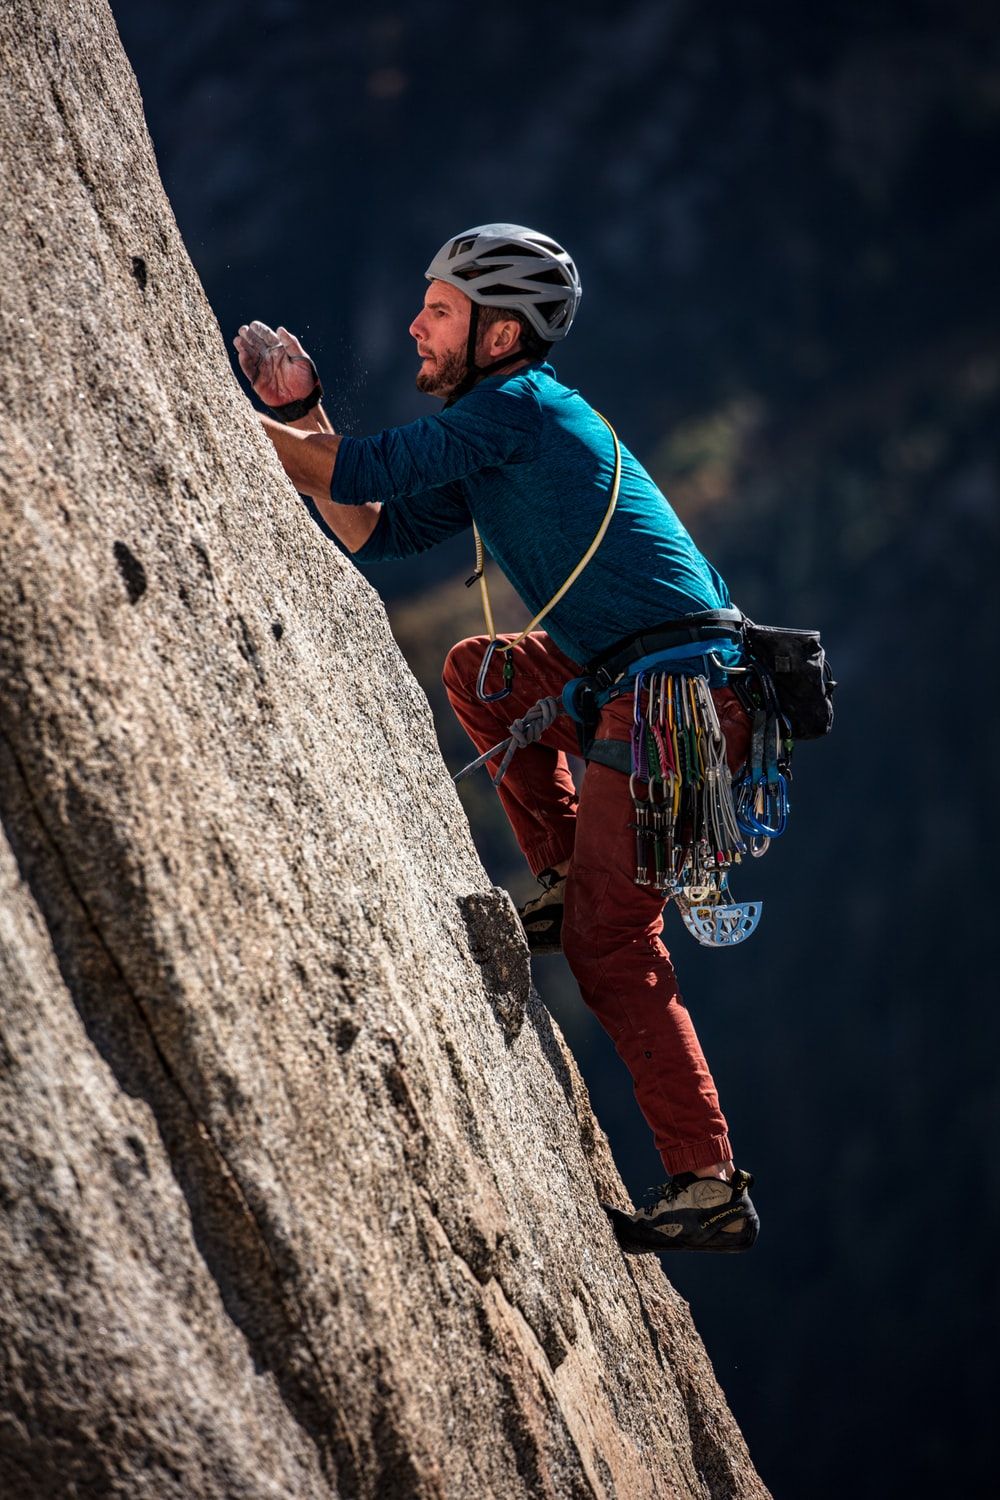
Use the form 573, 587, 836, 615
517, 868, 566, 955
603, 1168, 759, 1254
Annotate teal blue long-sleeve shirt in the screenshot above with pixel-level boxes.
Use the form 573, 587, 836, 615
333, 361, 737, 670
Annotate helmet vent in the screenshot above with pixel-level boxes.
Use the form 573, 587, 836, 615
449, 237, 478, 259
489, 241, 546, 259
452, 262, 514, 282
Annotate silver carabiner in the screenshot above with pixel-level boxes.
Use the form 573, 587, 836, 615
476, 639, 514, 702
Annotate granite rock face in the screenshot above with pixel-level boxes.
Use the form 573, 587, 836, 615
0, 3, 769, 1496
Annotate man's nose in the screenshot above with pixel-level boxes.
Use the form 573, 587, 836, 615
409, 312, 424, 339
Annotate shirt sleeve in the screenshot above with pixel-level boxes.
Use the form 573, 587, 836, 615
352, 480, 472, 563
330, 379, 541, 504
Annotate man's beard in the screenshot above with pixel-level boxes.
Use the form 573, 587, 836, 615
415, 347, 467, 397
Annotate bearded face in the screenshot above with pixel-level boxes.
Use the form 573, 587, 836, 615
414, 344, 468, 397
410, 280, 524, 398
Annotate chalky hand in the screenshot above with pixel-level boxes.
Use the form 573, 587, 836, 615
233, 321, 319, 411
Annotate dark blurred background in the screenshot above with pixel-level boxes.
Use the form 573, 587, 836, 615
110, 1, 999, 1494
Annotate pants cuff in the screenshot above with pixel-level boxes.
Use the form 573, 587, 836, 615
524, 833, 577, 880
660, 1133, 733, 1176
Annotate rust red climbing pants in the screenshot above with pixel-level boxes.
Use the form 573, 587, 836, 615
443, 632, 752, 1176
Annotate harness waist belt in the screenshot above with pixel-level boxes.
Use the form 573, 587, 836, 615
586, 609, 744, 688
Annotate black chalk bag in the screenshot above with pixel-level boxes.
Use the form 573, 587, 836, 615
740, 619, 836, 739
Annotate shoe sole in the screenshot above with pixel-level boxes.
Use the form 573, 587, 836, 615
603, 1203, 759, 1254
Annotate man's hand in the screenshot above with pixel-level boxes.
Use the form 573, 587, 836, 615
237, 318, 381, 552
233, 321, 318, 409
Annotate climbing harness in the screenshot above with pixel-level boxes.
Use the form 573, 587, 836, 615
454, 636, 773, 946
453, 619, 820, 946
469, 413, 622, 702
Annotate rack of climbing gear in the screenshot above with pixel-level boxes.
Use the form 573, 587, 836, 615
624, 663, 769, 947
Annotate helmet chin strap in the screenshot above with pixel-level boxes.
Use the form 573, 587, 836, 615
444, 303, 527, 407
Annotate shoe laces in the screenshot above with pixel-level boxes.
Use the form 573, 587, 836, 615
640, 1178, 679, 1209
639, 1173, 702, 1210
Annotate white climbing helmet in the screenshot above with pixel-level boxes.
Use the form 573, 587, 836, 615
425, 224, 582, 343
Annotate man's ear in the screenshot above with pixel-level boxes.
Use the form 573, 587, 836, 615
487, 318, 520, 356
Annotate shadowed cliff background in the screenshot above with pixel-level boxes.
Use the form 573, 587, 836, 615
110, 1, 998, 1495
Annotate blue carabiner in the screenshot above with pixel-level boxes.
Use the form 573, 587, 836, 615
476, 639, 515, 702
760, 773, 789, 837
736, 771, 789, 838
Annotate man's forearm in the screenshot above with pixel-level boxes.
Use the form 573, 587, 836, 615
259, 413, 381, 552
260, 412, 339, 495
289, 402, 334, 435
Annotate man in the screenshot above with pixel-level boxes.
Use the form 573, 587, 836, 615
234, 223, 758, 1254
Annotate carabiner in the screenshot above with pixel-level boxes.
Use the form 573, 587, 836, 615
476, 639, 515, 702
735, 771, 789, 839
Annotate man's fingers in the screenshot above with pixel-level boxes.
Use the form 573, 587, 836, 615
234, 321, 303, 364
232, 320, 288, 386
237, 320, 280, 365
277, 326, 316, 371
234, 348, 259, 382
232, 319, 315, 401
233, 327, 264, 368
276, 325, 308, 359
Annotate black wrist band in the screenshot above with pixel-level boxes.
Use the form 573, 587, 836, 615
267, 380, 324, 423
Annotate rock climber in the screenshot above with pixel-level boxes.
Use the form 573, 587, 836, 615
234, 224, 759, 1255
